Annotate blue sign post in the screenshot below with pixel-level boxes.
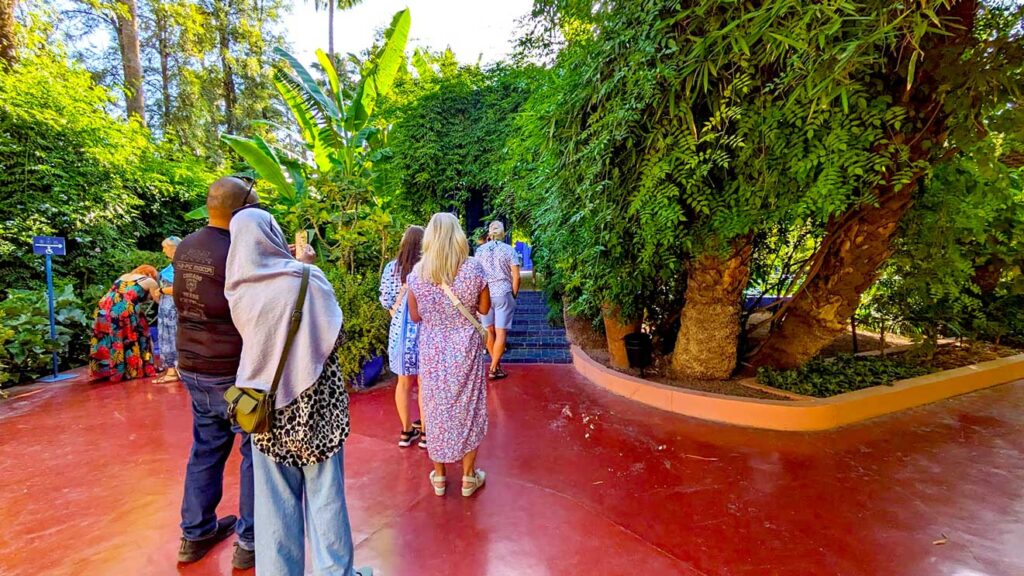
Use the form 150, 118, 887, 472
32, 236, 74, 383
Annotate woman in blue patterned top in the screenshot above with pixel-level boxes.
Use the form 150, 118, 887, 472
155, 236, 181, 384
379, 226, 426, 448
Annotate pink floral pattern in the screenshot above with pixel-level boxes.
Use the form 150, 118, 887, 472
408, 258, 488, 464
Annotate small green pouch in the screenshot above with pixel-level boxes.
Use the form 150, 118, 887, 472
224, 386, 272, 434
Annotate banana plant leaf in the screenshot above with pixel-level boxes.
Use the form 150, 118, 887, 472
220, 134, 296, 200
273, 46, 339, 120
349, 8, 411, 132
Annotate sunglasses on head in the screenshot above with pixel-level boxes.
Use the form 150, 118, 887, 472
232, 178, 268, 215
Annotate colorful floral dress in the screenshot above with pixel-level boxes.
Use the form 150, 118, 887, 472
157, 265, 178, 368
379, 260, 419, 376
89, 278, 157, 382
408, 258, 488, 463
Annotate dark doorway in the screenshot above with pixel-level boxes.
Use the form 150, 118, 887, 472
464, 187, 487, 235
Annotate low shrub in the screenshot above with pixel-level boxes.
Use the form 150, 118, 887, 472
0, 249, 168, 389
0, 308, 14, 394
0, 285, 90, 386
757, 354, 931, 398
324, 268, 391, 384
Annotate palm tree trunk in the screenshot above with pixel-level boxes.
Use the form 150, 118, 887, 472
671, 239, 753, 379
0, 0, 16, 65
114, 0, 145, 122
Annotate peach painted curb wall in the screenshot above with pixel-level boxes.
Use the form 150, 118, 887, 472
571, 345, 1024, 431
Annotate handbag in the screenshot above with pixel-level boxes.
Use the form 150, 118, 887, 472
224, 265, 310, 434
440, 282, 489, 344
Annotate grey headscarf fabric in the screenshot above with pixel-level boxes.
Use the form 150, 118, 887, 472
225, 208, 343, 409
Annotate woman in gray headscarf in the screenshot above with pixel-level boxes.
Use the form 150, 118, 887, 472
225, 206, 373, 576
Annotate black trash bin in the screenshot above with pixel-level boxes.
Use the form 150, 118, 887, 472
623, 332, 653, 370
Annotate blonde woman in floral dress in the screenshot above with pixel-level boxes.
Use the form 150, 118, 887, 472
407, 213, 491, 497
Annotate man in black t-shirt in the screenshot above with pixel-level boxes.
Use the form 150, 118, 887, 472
173, 177, 258, 569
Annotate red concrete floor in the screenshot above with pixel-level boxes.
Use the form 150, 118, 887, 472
1, 366, 1023, 576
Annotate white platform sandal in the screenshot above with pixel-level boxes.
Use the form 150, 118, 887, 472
429, 470, 446, 496
462, 469, 486, 497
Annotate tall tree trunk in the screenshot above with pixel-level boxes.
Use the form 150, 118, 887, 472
215, 0, 237, 133
671, 239, 752, 379
156, 7, 172, 130
0, 0, 16, 65
328, 1, 334, 63
114, 0, 145, 123
747, 1, 977, 371
750, 187, 916, 370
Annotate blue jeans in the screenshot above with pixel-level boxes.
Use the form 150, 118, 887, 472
179, 370, 255, 549
253, 447, 355, 576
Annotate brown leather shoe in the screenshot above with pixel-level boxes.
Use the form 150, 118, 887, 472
232, 543, 255, 570
177, 516, 237, 563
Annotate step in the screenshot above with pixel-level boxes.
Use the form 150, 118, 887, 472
506, 339, 571, 350
495, 349, 573, 364
514, 307, 551, 315
513, 315, 556, 323
514, 309, 552, 316
512, 309, 552, 317
514, 316, 553, 324
509, 328, 567, 339
514, 299, 549, 306
512, 322, 557, 330
515, 299, 547, 307
512, 323, 559, 331
508, 334, 571, 345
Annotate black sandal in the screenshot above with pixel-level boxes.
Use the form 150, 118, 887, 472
398, 428, 421, 448
489, 366, 508, 380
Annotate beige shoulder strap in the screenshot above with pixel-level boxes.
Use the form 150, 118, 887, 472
440, 283, 488, 341
390, 284, 408, 317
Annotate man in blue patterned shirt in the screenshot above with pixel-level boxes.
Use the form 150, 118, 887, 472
475, 221, 520, 379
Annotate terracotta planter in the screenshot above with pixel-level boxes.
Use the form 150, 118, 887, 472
602, 303, 640, 370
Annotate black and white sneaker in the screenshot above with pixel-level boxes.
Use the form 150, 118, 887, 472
398, 428, 421, 448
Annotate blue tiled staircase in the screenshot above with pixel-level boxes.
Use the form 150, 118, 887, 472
495, 290, 572, 364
